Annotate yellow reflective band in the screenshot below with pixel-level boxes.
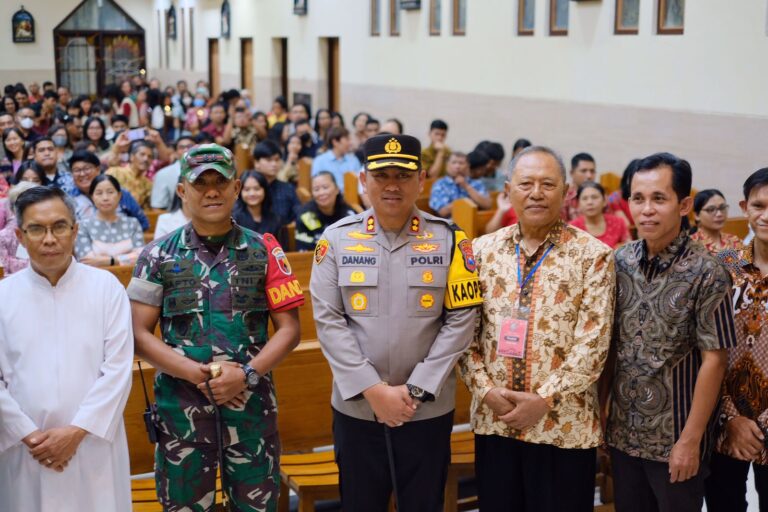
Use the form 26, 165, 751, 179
445, 277, 483, 309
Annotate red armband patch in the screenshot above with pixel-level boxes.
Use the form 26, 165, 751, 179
263, 235, 305, 312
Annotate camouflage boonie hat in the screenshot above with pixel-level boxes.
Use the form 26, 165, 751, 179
180, 143, 235, 182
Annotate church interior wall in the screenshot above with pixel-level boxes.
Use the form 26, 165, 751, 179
0, 0, 764, 204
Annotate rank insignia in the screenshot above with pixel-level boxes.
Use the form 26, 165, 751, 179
410, 216, 420, 233
366, 216, 376, 233
420, 293, 435, 309
347, 230, 374, 240
415, 231, 434, 240
351, 293, 368, 311
422, 271, 434, 284
350, 271, 366, 283
412, 243, 439, 253
314, 239, 329, 264
344, 244, 375, 253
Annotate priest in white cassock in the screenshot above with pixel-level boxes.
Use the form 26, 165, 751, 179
0, 186, 133, 511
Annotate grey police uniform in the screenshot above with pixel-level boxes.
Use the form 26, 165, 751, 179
310, 207, 482, 422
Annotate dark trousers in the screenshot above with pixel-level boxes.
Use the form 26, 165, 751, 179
610, 447, 708, 512
705, 451, 768, 512
474, 434, 596, 512
332, 408, 453, 512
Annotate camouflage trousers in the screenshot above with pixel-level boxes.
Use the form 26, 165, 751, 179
155, 431, 280, 512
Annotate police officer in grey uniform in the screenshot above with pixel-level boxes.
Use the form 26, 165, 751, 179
310, 134, 482, 512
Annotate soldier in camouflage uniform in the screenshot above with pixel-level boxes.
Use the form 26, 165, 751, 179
128, 144, 304, 512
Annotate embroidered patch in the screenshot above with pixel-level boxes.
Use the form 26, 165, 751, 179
272, 247, 292, 275
412, 243, 439, 253
458, 239, 477, 272
415, 231, 434, 240
344, 244, 375, 253
347, 230, 374, 240
350, 271, 365, 283
422, 271, 434, 284
420, 293, 435, 309
314, 239, 329, 264
351, 293, 368, 311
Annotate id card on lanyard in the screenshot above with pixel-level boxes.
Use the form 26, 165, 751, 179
497, 243, 553, 359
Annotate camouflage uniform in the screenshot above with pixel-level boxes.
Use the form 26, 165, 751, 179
128, 223, 304, 512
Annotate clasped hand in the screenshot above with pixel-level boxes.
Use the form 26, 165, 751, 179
364, 383, 418, 428
483, 387, 550, 430
23, 426, 87, 473
192, 361, 248, 408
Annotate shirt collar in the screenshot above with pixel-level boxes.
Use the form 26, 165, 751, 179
361, 207, 425, 237
640, 229, 689, 266
510, 220, 565, 249
179, 220, 247, 250
26, 257, 79, 289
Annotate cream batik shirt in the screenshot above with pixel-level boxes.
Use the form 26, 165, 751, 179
459, 222, 616, 449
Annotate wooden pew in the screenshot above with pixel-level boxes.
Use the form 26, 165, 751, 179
277, 341, 475, 512
296, 157, 313, 204
452, 198, 496, 239
143, 209, 165, 234
234, 143, 254, 177
343, 171, 362, 211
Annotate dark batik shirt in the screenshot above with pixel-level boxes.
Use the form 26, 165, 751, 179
606, 230, 737, 462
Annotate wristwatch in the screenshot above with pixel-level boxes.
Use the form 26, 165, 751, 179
406, 384, 434, 402
241, 364, 260, 391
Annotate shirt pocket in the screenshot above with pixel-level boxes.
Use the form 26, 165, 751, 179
406, 267, 448, 317
162, 288, 205, 342
339, 267, 379, 317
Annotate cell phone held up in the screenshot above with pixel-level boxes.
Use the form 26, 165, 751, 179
127, 128, 146, 142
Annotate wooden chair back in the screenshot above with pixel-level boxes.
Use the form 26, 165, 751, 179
234, 143, 254, 177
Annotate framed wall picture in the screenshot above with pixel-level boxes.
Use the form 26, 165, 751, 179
294, 0, 308, 15
390, 0, 401, 36
12, 7, 35, 43
371, 0, 381, 36
549, 0, 568, 36
615, 0, 639, 35
452, 0, 466, 36
429, 0, 441, 35
166, 4, 177, 40
518, 0, 534, 36
657, 0, 684, 34
221, 0, 231, 39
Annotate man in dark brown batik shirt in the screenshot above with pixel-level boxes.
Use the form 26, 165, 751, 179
602, 152, 737, 512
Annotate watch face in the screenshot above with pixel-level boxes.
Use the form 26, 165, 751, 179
247, 372, 260, 388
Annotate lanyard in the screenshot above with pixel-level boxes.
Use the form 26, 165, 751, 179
516, 242, 553, 291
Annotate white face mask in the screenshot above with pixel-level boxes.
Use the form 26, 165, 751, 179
19, 117, 34, 130
182, 96, 193, 106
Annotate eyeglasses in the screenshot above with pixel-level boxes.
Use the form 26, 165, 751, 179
71, 165, 97, 175
701, 204, 729, 215
22, 221, 74, 241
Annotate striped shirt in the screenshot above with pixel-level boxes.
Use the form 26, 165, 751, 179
606, 230, 737, 462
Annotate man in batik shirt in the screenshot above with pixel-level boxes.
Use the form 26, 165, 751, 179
459, 146, 615, 511
705, 168, 768, 511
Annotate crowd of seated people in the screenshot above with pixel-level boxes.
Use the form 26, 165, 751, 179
0, 76, 752, 275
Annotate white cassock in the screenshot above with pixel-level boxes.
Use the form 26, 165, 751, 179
0, 260, 133, 512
